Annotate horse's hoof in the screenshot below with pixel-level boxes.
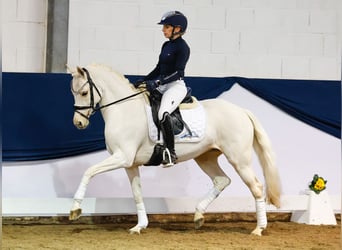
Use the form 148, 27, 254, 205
194, 211, 204, 229
251, 227, 263, 236
194, 217, 205, 229
129, 225, 145, 234
69, 208, 82, 220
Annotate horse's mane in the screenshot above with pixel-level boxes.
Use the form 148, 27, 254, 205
87, 63, 131, 85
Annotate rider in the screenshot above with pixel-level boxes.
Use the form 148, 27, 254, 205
135, 11, 190, 166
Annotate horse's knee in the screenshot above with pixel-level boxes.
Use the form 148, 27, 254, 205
83, 165, 103, 181
83, 168, 95, 180
213, 176, 231, 191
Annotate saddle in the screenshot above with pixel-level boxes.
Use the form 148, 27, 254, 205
148, 87, 193, 138
145, 87, 193, 166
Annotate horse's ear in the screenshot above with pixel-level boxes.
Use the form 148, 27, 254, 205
77, 66, 85, 77
66, 64, 74, 74
66, 65, 85, 78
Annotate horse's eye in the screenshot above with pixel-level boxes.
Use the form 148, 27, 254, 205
81, 91, 88, 96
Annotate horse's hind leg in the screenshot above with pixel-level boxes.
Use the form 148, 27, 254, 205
226, 152, 266, 236
193, 149, 231, 229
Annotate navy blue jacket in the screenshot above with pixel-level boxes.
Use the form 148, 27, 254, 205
144, 36, 190, 85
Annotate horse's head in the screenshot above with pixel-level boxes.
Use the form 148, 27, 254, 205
69, 66, 102, 129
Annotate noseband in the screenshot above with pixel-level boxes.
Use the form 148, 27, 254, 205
73, 68, 146, 120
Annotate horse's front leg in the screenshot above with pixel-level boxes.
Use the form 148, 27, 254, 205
125, 167, 148, 234
69, 150, 130, 220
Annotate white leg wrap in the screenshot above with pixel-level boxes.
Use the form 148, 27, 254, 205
255, 199, 267, 229
131, 177, 148, 228
196, 187, 220, 213
74, 176, 90, 201
196, 176, 230, 213
136, 202, 148, 228
70, 199, 82, 211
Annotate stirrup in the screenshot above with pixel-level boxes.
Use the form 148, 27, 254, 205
162, 148, 176, 168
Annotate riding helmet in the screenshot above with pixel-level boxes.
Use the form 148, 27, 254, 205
158, 11, 188, 32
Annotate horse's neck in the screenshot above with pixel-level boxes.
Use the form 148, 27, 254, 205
91, 68, 145, 119
88, 68, 127, 102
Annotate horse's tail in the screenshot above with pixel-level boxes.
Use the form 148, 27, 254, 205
245, 109, 281, 208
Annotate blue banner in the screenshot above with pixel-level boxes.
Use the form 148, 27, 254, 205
3, 73, 340, 161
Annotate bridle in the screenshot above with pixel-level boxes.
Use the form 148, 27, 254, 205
72, 68, 146, 120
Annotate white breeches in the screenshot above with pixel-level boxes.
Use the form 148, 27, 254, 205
157, 80, 187, 120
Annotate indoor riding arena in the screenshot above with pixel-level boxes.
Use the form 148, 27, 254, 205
2, 1, 341, 249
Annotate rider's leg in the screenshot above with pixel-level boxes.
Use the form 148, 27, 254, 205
157, 80, 187, 120
158, 80, 187, 166
160, 112, 177, 165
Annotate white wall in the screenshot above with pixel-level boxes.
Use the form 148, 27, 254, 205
67, 0, 341, 79
2, 0, 341, 79
2, 0, 47, 72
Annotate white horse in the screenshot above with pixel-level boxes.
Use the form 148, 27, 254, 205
68, 64, 281, 236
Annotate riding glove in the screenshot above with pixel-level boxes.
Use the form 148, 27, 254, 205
133, 79, 144, 88
145, 80, 160, 92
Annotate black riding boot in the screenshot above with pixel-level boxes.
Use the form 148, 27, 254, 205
160, 113, 177, 166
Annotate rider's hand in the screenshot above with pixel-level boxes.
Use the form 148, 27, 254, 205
133, 79, 145, 88
145, 80, 160, 92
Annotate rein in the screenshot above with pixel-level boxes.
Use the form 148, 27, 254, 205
73, 68, 146, 120
95, 90, 146, 111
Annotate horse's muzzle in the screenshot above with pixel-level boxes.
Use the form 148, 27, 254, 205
73, 113, 89, 129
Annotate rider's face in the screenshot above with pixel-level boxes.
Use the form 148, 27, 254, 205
162, 25, 181, 39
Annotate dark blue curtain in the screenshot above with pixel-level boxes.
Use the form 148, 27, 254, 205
3, 73, 340, 161
231, 77, 341, 141
3, 73, 105, 161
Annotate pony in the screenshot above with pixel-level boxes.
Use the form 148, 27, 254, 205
68, 64, 281, 236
